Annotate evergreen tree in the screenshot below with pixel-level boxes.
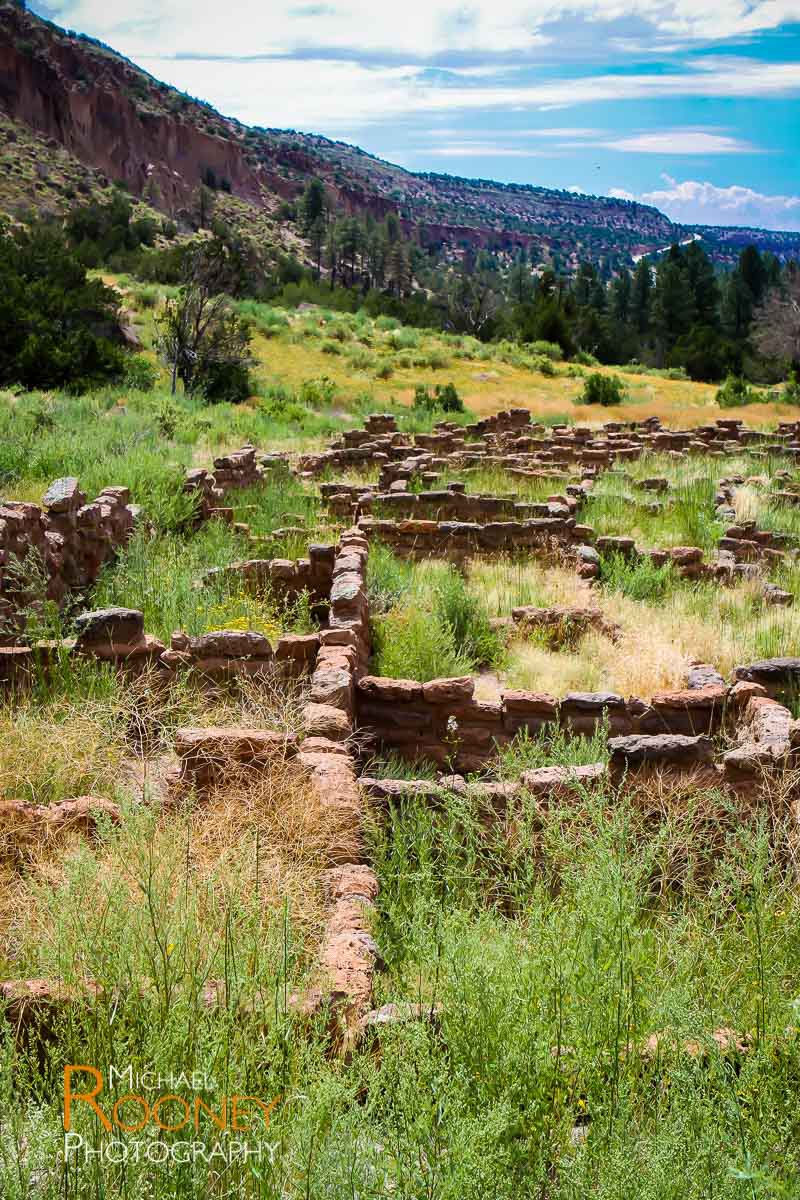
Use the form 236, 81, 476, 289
652, 258, 693, 358
630, 259, 653, 334
300, 179, 327, 232
611, 268, 632, 324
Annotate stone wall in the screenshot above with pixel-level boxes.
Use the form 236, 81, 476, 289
202, 543, 337, 607
355, 514, 589, 562
355, 673, 730, 774
0, 479, 140, 636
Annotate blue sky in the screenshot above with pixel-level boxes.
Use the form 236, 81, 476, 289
34, 1, 800, 230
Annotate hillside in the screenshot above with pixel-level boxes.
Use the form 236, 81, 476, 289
0, 1, 798, 270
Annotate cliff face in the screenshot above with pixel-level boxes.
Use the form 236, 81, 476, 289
0, 4, 264, 216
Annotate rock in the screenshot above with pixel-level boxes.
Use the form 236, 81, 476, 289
608, 733, 714, 774
42, 477, 84, 513
422, 676, 475, 704
763, 583, 793, 606
734, 657, 800, 696
310, 667, 353, 709
357, 676, 423, 703
74, 607, 144, 647
303, 703, 352, 741
502, 690, 559, 716
174, 727, 297, 787
188, 630, 273, 658
519, 763, 606, 798
686, 663, 726, 690
42, 796, 121, 837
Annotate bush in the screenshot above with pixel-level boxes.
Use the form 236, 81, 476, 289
0, 220, 126, 391
122, 355, 159, 391
530, 354, 556, 376
433, 570, 504, 669
577, 372, 627, 407
780, 371, 800, 405
298, 376, 337, 407
374, 362, 393, 380
529, 339, 563, 362
413, 381, 465, 413
373, 605, 472, 682
573, 349, 600, 367
716, 374, 760, 408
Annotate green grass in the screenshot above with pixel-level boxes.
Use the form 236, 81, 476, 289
370, 555, 504, 681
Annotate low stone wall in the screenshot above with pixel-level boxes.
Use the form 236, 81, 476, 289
355, 673, 730, 774
0, 609, 321, 690
202, 543, 337, 607
323, 481, 582, 525
0, 480, 139, 634
0, 445, 289, 637
183, 444, 288, 521
355, 514, 589, 562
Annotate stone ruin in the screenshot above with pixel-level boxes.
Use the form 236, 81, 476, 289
3, 408, 800, 1043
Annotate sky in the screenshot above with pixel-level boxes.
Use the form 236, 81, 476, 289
32, 0, 800, 231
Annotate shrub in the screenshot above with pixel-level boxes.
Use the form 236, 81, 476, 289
298, 376, 337, 407
781, 371, 800, 405
573, 349, 600, 367
122, 355, 159, 391
433, 570, 504, 669
716, 374, 759, 408
529, 339, 563, 362
374, 362, 393, 380
530, 354, 556, 377
321, 339, 341, 355
413, 381, 464, 413
0, 220, 126, 391
373, 605, 472, 682
577, 372, 627, 407
132, 284, 159, 310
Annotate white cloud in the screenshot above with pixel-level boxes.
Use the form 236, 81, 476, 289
129, 53, 800, 131
424, 143, 548, 157
602, 131, 754, 153
630, 176, 800, 230
46, 0, 800, 60
609, 187, 636, 199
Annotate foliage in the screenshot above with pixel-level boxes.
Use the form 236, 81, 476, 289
716, 374, 760, 408
154, 242, 255, 402
598, 551, 678, 602
412, 381, 465, 413
0, 219, 127, 391
121, 355, 159, 391
577, 371, 627, 406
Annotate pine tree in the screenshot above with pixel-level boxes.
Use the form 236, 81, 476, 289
611, 268, 632, 324
630, 259, 653, 334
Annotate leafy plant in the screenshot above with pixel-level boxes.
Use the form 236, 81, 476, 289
716, 374, 760, 408
577, 371, 627, 406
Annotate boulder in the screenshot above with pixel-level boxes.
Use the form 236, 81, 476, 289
74, 607, 144, 647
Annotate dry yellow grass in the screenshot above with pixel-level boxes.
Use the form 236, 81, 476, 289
469, 559, 800, 699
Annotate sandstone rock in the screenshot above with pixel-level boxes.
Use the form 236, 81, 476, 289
686, 663, 726, 690
608, 733, 714, 773
502, 691, 558, 716
734, 657, 800, 696
74, 607, 144, 647
42, 796, 121, 837
310, 666, 353, 709
188, 630, 273, 658
303, 703, 352, 741
42, 477, 84, 513
422, 676, 475, 704
519, 763, 606, 798
357, 676, 423, 703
